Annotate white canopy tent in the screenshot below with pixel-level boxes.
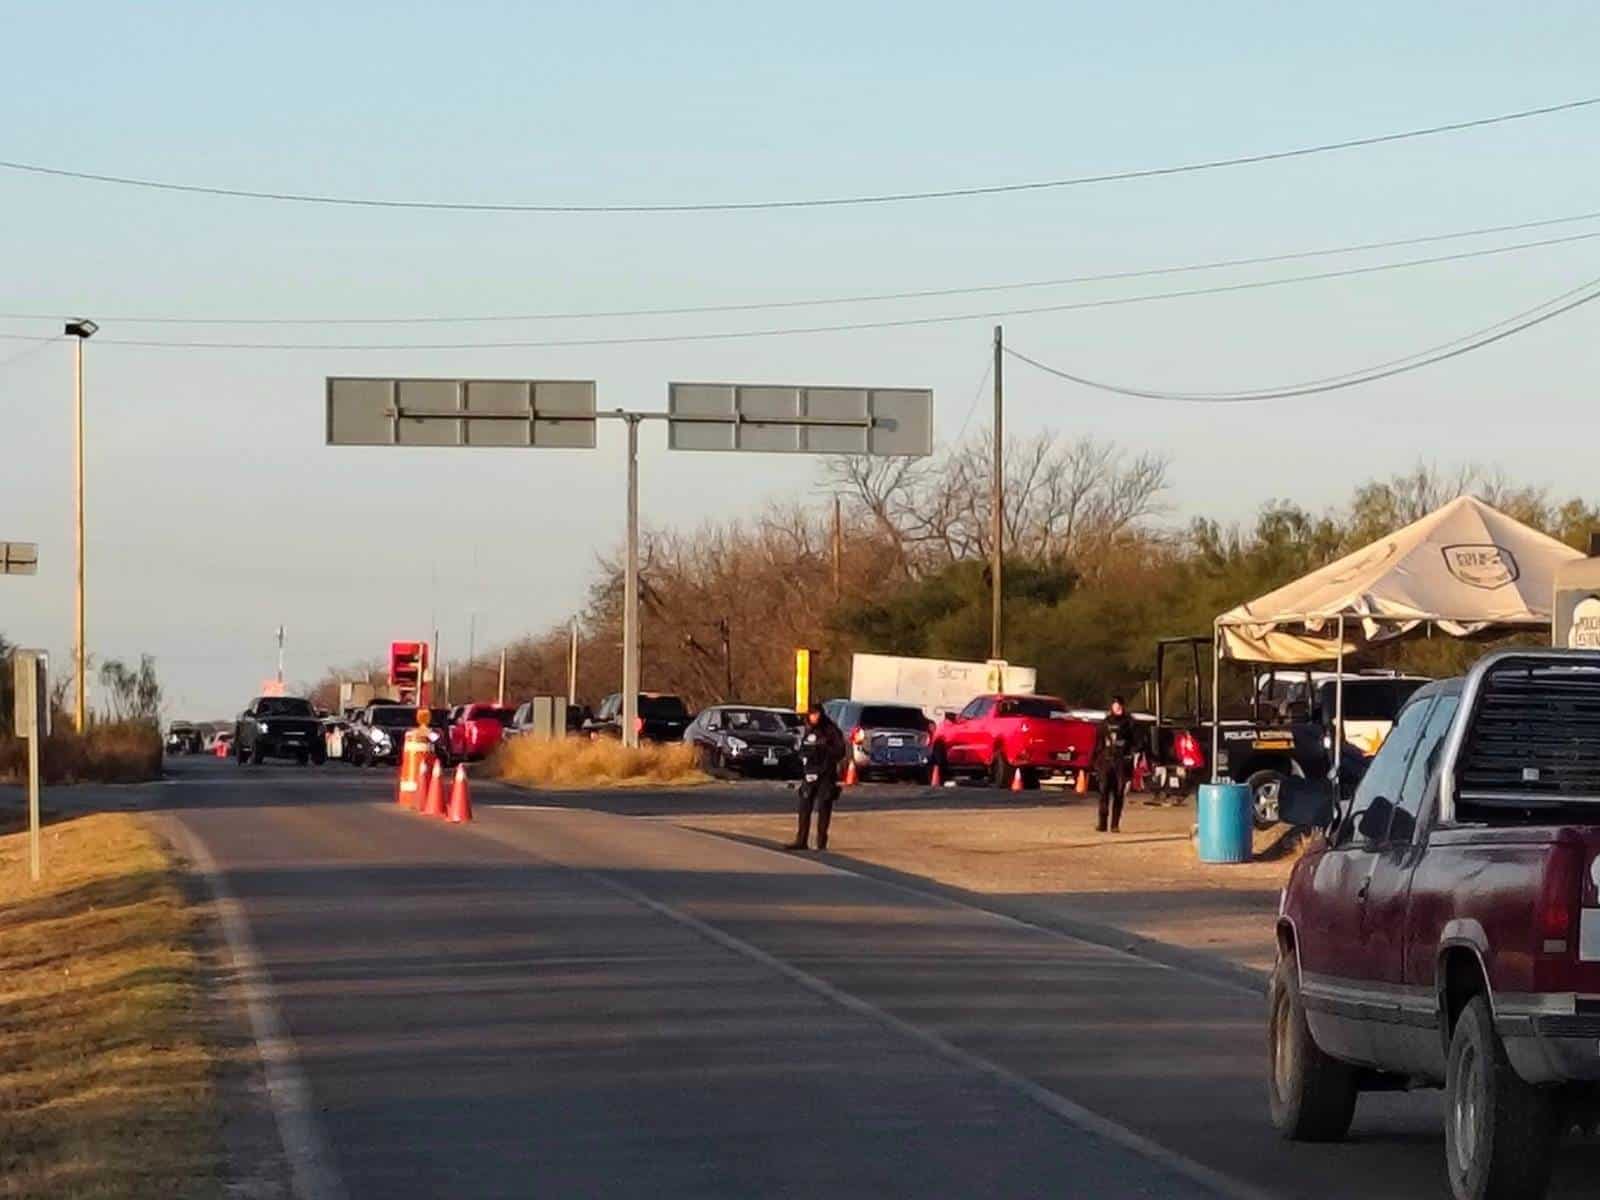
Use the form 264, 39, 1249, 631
1209, 495, 1584, 781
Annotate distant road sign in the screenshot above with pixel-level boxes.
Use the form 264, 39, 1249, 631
326, 378, 597, 449
666, 383, 932, 456
1, 542, 38, 575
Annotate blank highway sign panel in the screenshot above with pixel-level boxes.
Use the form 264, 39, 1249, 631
667, 383, 933, 456
326, 378, 597, 449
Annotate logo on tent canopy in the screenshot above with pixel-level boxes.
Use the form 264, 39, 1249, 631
1568, 596, 1600, 649
1441, 544, 1520, 589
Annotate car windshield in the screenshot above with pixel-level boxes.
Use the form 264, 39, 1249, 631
859, 705, 928, 730
720, 708, 788, 733
371, 706, 417, 727
640, 696, 689, 719
995, 697, 1067, 720
257, 697, 314, 717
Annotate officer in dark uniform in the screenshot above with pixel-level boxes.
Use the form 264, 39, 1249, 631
786, 703, 847, 851
1096, 696, 1137, 833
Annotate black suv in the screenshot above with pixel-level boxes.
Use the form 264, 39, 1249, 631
584, 693, 692, 742
235, 696, 326, 765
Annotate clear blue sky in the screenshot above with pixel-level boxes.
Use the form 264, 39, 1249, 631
3, 1, 1599, 717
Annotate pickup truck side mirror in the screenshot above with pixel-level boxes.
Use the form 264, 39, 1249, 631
944, 713, 960, 724
1356, 796, 1395, 844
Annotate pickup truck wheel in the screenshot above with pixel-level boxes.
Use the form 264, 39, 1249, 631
1268, 953, 1357, 1141
990, 749, 1011, 790
1248, 770, 1286, 830
1444, 996, 1556, 1200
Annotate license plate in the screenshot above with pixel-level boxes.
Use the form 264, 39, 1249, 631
763, 752, 778, 765
887, 737, 904, 747
1054, 752, 1073, 762
804, 773, 819, 783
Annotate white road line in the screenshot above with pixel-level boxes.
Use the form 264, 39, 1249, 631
167, 822, 348, 1200
477, 821, 1272, 1200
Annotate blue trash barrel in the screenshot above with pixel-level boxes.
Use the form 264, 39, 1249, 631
1196, 783, 1253, 863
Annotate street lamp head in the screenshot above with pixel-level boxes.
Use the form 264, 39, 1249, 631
64, 319, 98, 339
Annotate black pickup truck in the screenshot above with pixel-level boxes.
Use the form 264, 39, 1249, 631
235, 695, 326, 765
1146, 636, 1430, 828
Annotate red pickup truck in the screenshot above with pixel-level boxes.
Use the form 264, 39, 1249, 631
447, 703, 515, 763
928, 693, 1098, 788
1271, 650, 1600, 1200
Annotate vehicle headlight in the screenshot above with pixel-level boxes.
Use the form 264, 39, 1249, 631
726, 736, 748, 753
258, 722, 270, 734
373, 730, 391, 746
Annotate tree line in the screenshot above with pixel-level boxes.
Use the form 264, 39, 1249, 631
313, 437, 1600, 715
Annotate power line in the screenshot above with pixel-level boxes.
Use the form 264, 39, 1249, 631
7, 208, 1600, 327
4, 227, 1597, 352
1002, 274, 1600, 403
1, 96, 1595, 215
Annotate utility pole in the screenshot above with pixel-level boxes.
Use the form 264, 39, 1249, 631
65, 318, 97, 729
497, 647, 507, 705
832, 495, 842, 598
991, 324, 1004, 661
466, 612, 477, 700
718, 617, 733, 701
567, 617, 579, 707
621, 415, 641, 748
275, 625, 285, 686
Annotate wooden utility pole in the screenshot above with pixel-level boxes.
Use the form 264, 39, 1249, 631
832, 496, 844, 598
718, 617, 733, 700
496, 647, 507, 705
991, 324, 1004, 660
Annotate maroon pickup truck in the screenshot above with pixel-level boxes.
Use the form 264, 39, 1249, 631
1270, 649, 1600, 1199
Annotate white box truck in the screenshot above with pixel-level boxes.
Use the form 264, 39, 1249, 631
848, 653, 1038, 720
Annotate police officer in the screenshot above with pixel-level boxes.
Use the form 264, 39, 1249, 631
1096, 696, 1137, 833
786, 703, 846, 852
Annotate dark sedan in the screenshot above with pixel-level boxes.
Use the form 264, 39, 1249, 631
684, 705, 802, 777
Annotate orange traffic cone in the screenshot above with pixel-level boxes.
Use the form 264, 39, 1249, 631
1010, 766, 1024, 792
403, 759, 426, 809
843, 758, 858, 787
422, 759, 446, 818
447, 764, 473, 824
1075, 770, 1089, 795
929, 761, 942, 788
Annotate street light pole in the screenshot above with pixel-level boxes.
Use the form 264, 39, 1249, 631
991, 324, 1004, 661
65, 319, 98, 730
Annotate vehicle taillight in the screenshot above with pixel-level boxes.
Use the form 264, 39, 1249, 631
634, 716, 644, 734
1175, 731, 1206, 770
1539, 840, 1584, 947
851, 727, 864, 745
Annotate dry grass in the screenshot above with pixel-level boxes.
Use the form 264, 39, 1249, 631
489, 735, 708, 789
0, 812, 219, 1199
0, 721, 163, 786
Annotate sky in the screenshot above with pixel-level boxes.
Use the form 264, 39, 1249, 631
3, 1, 1600, 718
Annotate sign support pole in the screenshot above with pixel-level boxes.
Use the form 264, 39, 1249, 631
622, 415, 641, 749
27, 723, 40, 882
73, 336, 88, 731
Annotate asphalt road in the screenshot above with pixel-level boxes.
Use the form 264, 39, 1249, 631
61, 758, 1600, 1197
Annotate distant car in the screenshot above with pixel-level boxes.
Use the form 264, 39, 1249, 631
508, 700, 589, 739
165, 722, 204, 755
684, 705, 802, 776
234, 696, 326, 766
928, 694, 1098, 788
211, 731, 234, 758
345, 704, 426, 767
584, 693, 692, 743
821, 700, 933, 782
448, 703, 516, 762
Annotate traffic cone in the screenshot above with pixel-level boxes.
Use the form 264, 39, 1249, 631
447, 764, 473, 824
1075, 770, 1088, 795
1010, 766, 1024, 792
929, 761, 942, 788
401, 759, 423, 809
422, 759, 446, 818
843, 758, 858, 787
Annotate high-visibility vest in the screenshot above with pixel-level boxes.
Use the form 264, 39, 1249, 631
399, 728, 433, 794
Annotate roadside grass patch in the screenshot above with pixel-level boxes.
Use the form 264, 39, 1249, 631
0, 721, 163, 785
490, 735, 708, 788
0, 812, 219, 1199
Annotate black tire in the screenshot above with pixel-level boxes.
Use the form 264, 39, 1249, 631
296, 749, 310, 766
1248, 769, 1288, 830
250, 745, 265, 765
990, 748, 1011, 790
1267, 952, 1358, 1142
1022, 768, 1041, 791
1444, 996, 1557, 1200
235, 742, 248, 767
311, 749, 326, 766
